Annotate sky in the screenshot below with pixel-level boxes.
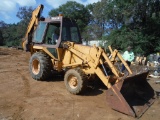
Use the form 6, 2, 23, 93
0, 0, 99, 24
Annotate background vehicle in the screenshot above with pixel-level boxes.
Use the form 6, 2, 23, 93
22, 4, 155, 117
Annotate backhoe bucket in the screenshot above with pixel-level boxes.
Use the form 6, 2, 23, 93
106, 71, 155, 117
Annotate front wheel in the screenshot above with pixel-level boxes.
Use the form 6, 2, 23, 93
64, 68, 87, 95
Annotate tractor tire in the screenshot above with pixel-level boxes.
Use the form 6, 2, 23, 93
29, 52, 52, 80
64, 68, 87, 95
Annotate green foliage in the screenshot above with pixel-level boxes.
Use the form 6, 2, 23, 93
0, 6, 33, 46
103, 0, 160, 55
106, 23, 160, 55
16, 6, 33, 24
0, 30, 3, 45
105, 27, 149, 55
85, 2, 107, 40
16, 6, 34, 39
49, 1, 90, 33
0, 21, 8, 43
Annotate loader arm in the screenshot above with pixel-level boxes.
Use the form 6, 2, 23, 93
63, 42, 155, 117
22, 4, 44, 50
108, 45, 132, 74
62, 42, 123, 88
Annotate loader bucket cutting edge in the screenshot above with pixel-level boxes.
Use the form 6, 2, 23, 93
106, 71, 155, 117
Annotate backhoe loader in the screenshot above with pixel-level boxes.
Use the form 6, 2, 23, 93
22, 4, 155, 117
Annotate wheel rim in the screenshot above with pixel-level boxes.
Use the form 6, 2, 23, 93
68, 75, 78, 89
32, 59, 40, 75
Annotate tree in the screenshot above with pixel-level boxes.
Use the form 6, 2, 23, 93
16, 6, 33, 24
0, 21, 7, 45
16, 6, 34, 39
85, 2, 107, 40
0, 6, 33, 46
105, 26, 151, 55
0, 21, 8, 46
104, 0, 160, 55
84, 0, 126, 40
49, 1, 90, 33
0, 30, 3, 45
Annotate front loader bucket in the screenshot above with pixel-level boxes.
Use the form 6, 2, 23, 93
106, 71, 155, 117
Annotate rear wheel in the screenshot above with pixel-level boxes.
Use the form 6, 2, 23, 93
64, 68, 87, 95
29, 52, 52, 80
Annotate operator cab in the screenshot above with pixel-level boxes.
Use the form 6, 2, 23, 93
61, 18, 81, 43
33, 16, 82, 48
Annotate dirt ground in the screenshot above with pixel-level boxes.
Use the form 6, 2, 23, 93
0, 47, 160, 120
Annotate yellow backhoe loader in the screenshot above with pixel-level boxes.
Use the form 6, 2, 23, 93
22, 4, 155, 117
